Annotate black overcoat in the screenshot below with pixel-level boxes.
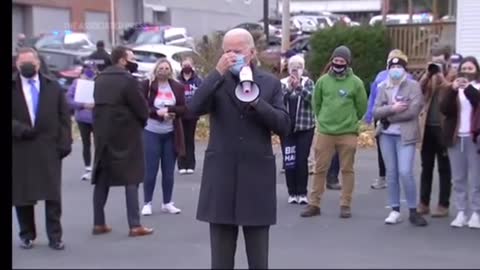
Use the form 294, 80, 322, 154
92, 66, 149, 186
189, 68, 290, 226
12, 73, 72, 206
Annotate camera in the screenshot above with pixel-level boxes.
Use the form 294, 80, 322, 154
427, 62, 443, 75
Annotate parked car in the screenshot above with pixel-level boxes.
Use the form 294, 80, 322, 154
122, 24, 194, 49
36, 48, 92, 91
291, 16, 320, 33
260, 35, 312, 70
259, 17, 302, 40
30, 31, 96, 52
233, 22, 282, 45
131, 44, 200, 80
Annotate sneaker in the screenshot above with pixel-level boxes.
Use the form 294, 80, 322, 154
385, 211, 402, 224
451, 211, 468, 228
371, 177, 387, 190
287, 196, 298, 204
179, 169, 187, 175
81, 172, 91, 181
409, 212, 428, 227
298, 195, 308, 205
141, 203, 152, 216
326, 182, 342, 190
186, 169, 194, 174
161, 202, 181, 214
300, 205, 321, 217
467, 212, 480, 229
85, 166, 92, 172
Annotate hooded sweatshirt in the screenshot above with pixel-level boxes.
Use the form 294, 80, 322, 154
313, 68, 368, 135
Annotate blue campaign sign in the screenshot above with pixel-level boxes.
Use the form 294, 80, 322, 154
284, 144, 296, 170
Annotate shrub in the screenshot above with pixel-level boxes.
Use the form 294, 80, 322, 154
307, 24, 391, 95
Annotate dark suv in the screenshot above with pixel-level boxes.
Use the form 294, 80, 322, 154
37, 48, 92, 91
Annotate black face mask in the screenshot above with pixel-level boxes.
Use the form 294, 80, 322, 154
331, 62, 347, 74
126, 60, 138, 73
19, 62, 37, 78
182, 66, 193, 74
463, 72, 479, 82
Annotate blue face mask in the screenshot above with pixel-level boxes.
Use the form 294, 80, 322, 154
229, 54, 246, 76
389, 67, 405, 80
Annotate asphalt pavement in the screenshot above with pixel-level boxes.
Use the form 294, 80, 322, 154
12, 142, 480, 269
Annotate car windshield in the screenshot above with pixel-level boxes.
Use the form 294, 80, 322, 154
133, 31, 165, 45
133, 50, 167, 63
35, 33, 93, 50
38, 51, 81, 71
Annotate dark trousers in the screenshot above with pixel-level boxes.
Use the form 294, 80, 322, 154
77, 121, 93, 167
281, 129, 314, 196
327, 152, 340, 182
143, 130, 177, 204
374, 121, 386, 178
209, 223, 269, 269
15, 200, 62, 242
420, 125, 452, 208
178, 118, 197, 170
93, 178, 141, 229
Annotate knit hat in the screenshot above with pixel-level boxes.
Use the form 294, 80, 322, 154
331, 45, 352, 64
387, 49, 408, 63
388, 57, 408, 69
450, 53, 463, 64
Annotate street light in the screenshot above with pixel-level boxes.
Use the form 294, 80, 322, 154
263, 0, 269, 44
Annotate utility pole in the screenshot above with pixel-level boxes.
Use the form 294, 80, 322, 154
281, 0, 290, 54
264, 0, 269, 45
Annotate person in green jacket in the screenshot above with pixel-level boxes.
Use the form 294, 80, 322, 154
301, 45, 367, 219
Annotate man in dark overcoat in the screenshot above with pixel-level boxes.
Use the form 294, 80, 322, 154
91, 46, 153, 237
12, 47, 72, 250
188, 28, 290, 269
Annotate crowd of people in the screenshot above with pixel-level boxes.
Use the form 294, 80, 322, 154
12, 28, 480, 268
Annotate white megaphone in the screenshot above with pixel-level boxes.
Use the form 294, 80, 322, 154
234, 66, 260, 103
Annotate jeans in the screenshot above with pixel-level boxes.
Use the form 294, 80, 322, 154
281, 129, 314, 196
447, 136, 480, 213
379, 134, 417, 209
327, 152, 340, 180
143, 130, 177, 204
77, 121, 93, 167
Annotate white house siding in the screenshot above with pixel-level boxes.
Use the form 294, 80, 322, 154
456, 0, 480, 60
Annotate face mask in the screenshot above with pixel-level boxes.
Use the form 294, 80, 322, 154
389, 67, 405, 80
331, 63, 347, 74
19, 62, 37, 78
126, 60, 138, 73
463, 72, 478, 82
230, 54, 246, 76
157, 73, 170, 81
84, 68, 96, 79
182, 66, 193, 74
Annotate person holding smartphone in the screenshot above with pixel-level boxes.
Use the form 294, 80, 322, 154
440, 56, 480, 229
279, 55, 315, 204
140, 58, 186, 216
373, 57, 427, 226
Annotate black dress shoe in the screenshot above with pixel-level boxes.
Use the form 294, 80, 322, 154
20, 239, 33, 249
49, 241, 65, 250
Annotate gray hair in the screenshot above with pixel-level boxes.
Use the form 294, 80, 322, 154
223, 28, 255, 50
288, 54, 305, 68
